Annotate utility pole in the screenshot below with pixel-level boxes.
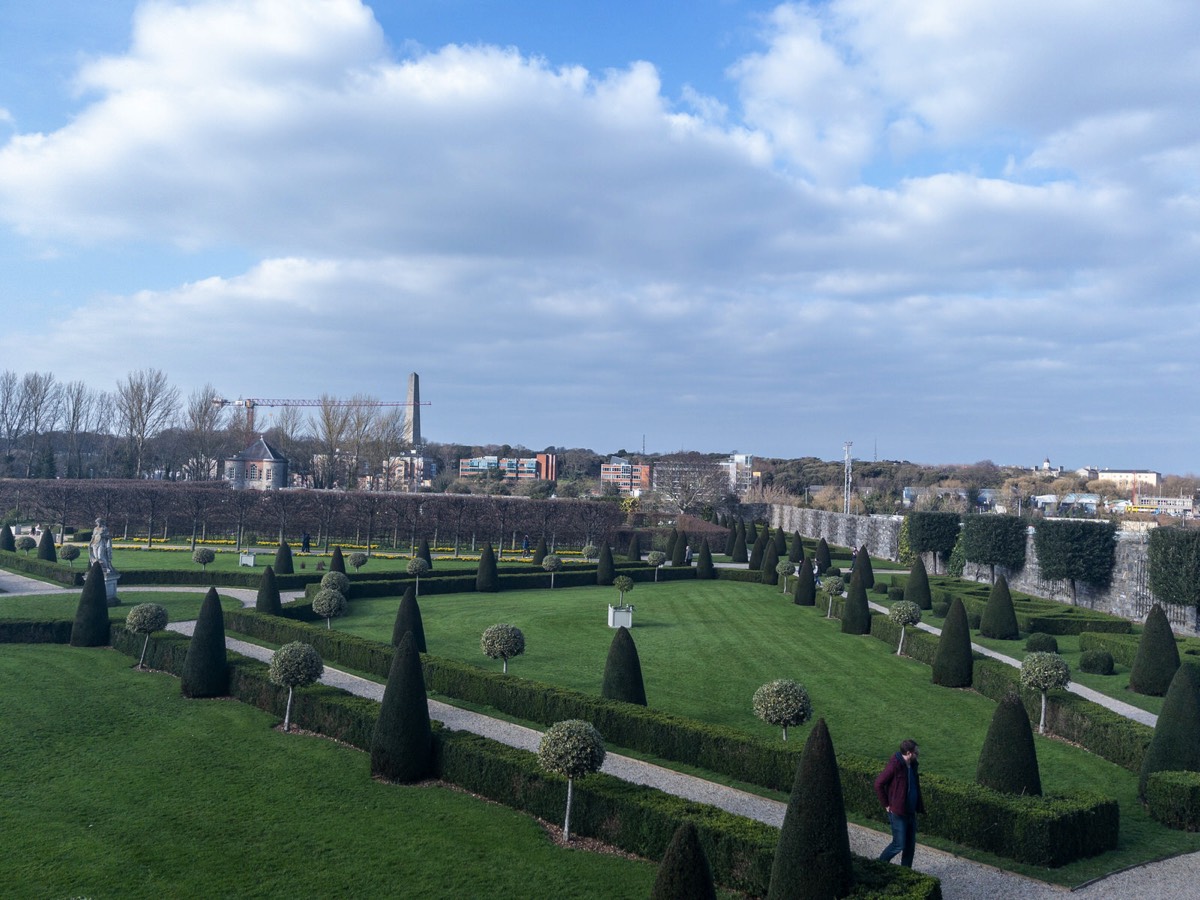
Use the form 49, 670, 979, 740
843, 441, 853, 515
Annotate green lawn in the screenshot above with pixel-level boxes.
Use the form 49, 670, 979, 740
329, 578, 1200, 885
0, 591, 242, 622
0, 646, 660, 899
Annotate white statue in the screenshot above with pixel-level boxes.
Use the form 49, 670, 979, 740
89, 517, 116, 577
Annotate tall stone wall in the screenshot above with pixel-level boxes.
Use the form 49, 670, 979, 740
770, 505, 902, 562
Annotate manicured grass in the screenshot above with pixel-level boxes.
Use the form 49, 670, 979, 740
0, 591, 242, 622
0, 646, 660, 899
329, 579, 1200, 885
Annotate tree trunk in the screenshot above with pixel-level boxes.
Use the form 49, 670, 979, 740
563, 777, 574, 842
1039, 692, 1047, 734
898, 628, 906, 656
139, 634, 150, 669
284, 687, 294, 731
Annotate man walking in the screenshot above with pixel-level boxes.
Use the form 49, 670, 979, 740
874, 739, 924, 867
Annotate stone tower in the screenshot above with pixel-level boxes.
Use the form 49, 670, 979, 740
402, 372, 421, 447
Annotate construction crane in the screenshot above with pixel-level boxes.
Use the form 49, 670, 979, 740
212, 396, 429, 433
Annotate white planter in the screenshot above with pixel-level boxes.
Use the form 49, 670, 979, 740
608, 605, 633, 628
239, 552, 257, 567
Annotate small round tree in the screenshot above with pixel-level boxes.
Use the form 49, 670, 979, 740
320, 570, 350, 595
888, 601, 922, 655
269, 641, 324, 732
824, 575, 843, 619
580, 544, 598, 561
1129, 604, 1181, 697
613, 575, 634, 607
542, 553, 562, 588
312, 588, 347, 630
1021, 651, 1071, 734
192, 547, 216, 573
776, 560, 796, 594
16, 536, 36, 555
977, 692, 1042, 796
753, 679, 813, 741
406, 556, 430, 596
60, 544, 80, 568
347, 551, 369, 572
601, 625, 646, 705
481, 623, 525, 673
537, 719, 606, 842
647, 550, 667, 582
125, 603, 169, 669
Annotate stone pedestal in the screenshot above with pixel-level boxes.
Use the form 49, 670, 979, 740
105, 574, 120, 606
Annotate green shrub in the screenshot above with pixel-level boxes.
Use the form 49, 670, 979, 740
597, 544, 615, 586
854, 546, 874, 590
537, 719, 607, 842
752, 679, 812, 742
371, 632, 433, 783
36, 529, 57, 563
481, 623, 525, 674
274, 540, 294, 574
1139, 663, 1200, 800
748, 531, 767, 571
269, 641, 324, 732
70, 562, 111, 648
872, 582, 887, 595
932, 599, 973, 688
815, 538, 832, 573
1130, 604, 1180, 697
180, 587, 229, 698
1025, 633, 1059, 653
255, 565, 283, 615
931, 599, 950, 618
1145, 771, 1200, 831
312, 588, 347, 628
760, 541, 780, 586
392, 585, 426, 652
0, 524, 14, 552
825, 566, 841, 578
347, 551, 369, 572
1021, 652, 1071, 734
886, 585, 904, 603
1079, 649, 1114, 675
696, 538, 715, 580
476, 543, 498, 592
651, 821, 717, 900
330, 545, 346, 573
839, 569, 871, 636
532, 536, 548, 565
730, 522, 748, 564
966, 611, 982, 630
979, 575, 1020, 640
602, 625, 647, 706
792, 562, 816, 606
125, 602, 169, 669
320, 570, 350, 595
977, 693, 1041, 796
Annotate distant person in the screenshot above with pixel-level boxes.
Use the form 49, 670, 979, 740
301, 532, 311, 554
684, 544, 693, 565
521, 534, 530, 557
874, 739, 925, 867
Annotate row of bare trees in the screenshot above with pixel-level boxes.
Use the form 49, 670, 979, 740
0, 479, 626, 555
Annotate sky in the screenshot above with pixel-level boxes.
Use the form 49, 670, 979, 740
1, 0, 1198, 473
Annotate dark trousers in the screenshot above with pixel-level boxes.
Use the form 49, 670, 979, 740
879, 812, 917, 867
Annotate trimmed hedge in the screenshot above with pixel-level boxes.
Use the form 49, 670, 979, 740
1146, 771, 1200, 831
0, 549, 82, 585
0, 620, 74, 643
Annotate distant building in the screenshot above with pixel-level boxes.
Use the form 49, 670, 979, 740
1125, 495, 1195, 517
1093, 469, 1162, 492
600, 457, 652, 495
721, 453, 756, 493
459, 453, 557, 481
225, 437, 288, 490
364, 454, 438, 491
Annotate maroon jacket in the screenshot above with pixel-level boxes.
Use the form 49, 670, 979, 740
874, 752, 925, 815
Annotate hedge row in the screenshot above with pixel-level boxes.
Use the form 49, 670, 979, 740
1146, 771, 1200, 831
110, 628, 938, 899
1080, 631, 1200, 668
116, 568, 318, 591
0, 620, 75, 643
953, 592, 1130, 636
0, 549, 82, 585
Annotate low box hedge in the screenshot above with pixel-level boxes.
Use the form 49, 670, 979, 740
1145, 771, 1200, 832
1080, 630, 1200, 669
953, 592, 1130, 636
0, 620, 75, 643
0, 549, 83, 586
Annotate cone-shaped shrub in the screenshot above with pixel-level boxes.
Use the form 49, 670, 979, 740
625, 532, 641, 562
70, 562, 111, 647
853, 546, 873, 589
815, 538, 832, 573
476, 543, 498, 592
748, 530, 767, 570
904, 556, 932, 610
665, 529, 679, 562
255, 565, 283, 615
392, 585, 426, 652
531, 536, 547, 565
651, 821, 717, 900
273, 540, 294, 574
671, 530, 688, 567
330, 546, 346, 574
793, 558, 816, 606
601, 625, 647, 706
745, 520, 757, 544
839, 568, 871, 635
37, 528, 58, 563
696, 538, 715, 579
761, 540, 780, 585
977, 693, 1042, 796
181, 587, 229, 698
788, 531, 803, 564
1130, 604, 1181, 697
773, 527, 788, 559
932, 598, 973, 687
418, 538, 433, 568
768, 717, 853, 900
725, 522, 737, 556
0, 524, 14, 552
370, 632, 433, 783
1139, 663, 1200, 799
731, 522, 748, 564
596, 543, 615, 585
980, 574, 1020, 640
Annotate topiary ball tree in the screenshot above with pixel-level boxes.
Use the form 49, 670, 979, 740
347, 551, 368, 572
70, 562, 111, 647
651, 820, 717, 900
0, 524, 14, 552
476, 542, 499, 592
613, 574, 634, 606
125, 603, 169, 669
1025, 632, 1058, 653
542, 553, 562, 588
274, 540, 294, 574
888, 601, 922, 656
370, 632, 432, 783
580, 544, 598, 561
16, 535, 36, 555
753, 679, 812, 742
1079, 649, 1114, 675
815, 538, 832, 574
255, 565, 283, 615
696, 538, 715, 580
839, 568, 870, 636
181, 587, 229, 698
60, 543, 80, 567
793, 558, 816, 606
481, 623, 525, 673
36, 528, 57, 563
932, 598, 973, 688
1129, 604, 1180, 697
625, 532, 641, 563
406, 556, 430, 596
320, 569, 350, 596
854, 545, 874, 590
330, 545, 346, 574
1139, 662, 1200, 800
1020, 651, 1071, 734
192, 547, 216, 573
647, 550, 667, 582
269, 641, 324, 732
312, 588, 347, 629
977, 692, 1042, 796
824, 575, 844, 619
904, 556, 932, 610
767, 717, 853, 900
761, 540, 780, 586
980, 574, 1020, 640
776, 559, 795, 593
392, 584, 426, 652
602, 625, 647, 706
596, 543, 615, 586
537, 719, 606, 843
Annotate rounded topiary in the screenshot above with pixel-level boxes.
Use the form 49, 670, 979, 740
269, 641, 324, 732
476, 542, 498, 592
181, 587, 229, 698
481, 623, 525, 673
347, 551, 369, 572
888, 601, 922, 655
651, 820, 717, 900
793, 559, 816, 606
1130, 604, 1181, 697
392, 584, 426, 652
60, 543, 81, 567
966, 611, 982, 630
70, 563, 111, 648
932, 598, 973, 688
406, 556, 430, 594
904, 556, 932, 610
602, 625, 647, 706
872, 582, 887, 595
613, 574, 634, 605
330, 545, 346, 574
1079, 649, 1115, 675
537, 719, 606, 843
1139, 663, 1200, 800
255, 565, 283, 615
370, 632, 432, 783
36, 528, 57, 563
542, 553, 563, 588
1021, 652, 1071, 734
839, 569, 870, 636
312, 588, 347, 629
1025, 632, 1059, 653
647, 550, 667, 581
125, 603, 169, 669
753, 679, 812, 741
976, 692, 1042, 796
886, 585, 904, 603
192, 547, 216, 572
274, 540, 294, 574
16, 535, 36, 554
931, 599, 951, 618
1145, 770, 1200, 831
596, 544, 615, 585
980, 575, 1020, 640
580, 544, 598, 561
320, 570, 350, 595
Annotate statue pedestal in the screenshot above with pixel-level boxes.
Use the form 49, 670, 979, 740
105, 574, 120, 606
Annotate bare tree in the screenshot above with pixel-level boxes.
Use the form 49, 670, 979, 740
344, 394, 379, 489
0, 370, 27, 477
19, 372, 61, 477
312, 395, 351, 489
59, 380, 95, 478
181, 383, 228, 481
115, 369, 180, 478
653, 453, 730, 515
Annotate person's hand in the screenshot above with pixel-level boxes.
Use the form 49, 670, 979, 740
885, 806, 892, 814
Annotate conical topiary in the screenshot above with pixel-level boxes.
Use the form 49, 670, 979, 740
626, 532, 641, 562
767, 717, 853, 900
70, 562, 111, 647
602, 625, 647, 706
0, 524, 15, 552
665, 529, 679, 562
181, 587, 229, 698
977, 693, 1041, 796
839, 567, 870, 635
274, 540, 294, 574
854, 546, 874, 590
761, 540, 780, 585
747, 521, 759, 545
793, 557, 816, 606
731, 522, 748, 564
980, 574, 1020, 640
476, 543, 498, 592
748, 530, 767, 570
651, 821, 717, 900
37, 528, 58, 563
904, 556, 932, 610
1139, 662, 1200, 799
932, 598, 973, 687
255, 565, 283, 615
671, 530, 688, 568
725, 522, 737, 556
815, 538, 832, 573
330, 546, 346, 574
370, 632, 433, 783
1130, 604, 1181, 697
696, 538, 715, 579
418, 538, 433, 569
532, 536, 548, 566
392, 584, 426, 652
788, 531, 804, 564
773, 528, 788, 559
597, 543, 615, 586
